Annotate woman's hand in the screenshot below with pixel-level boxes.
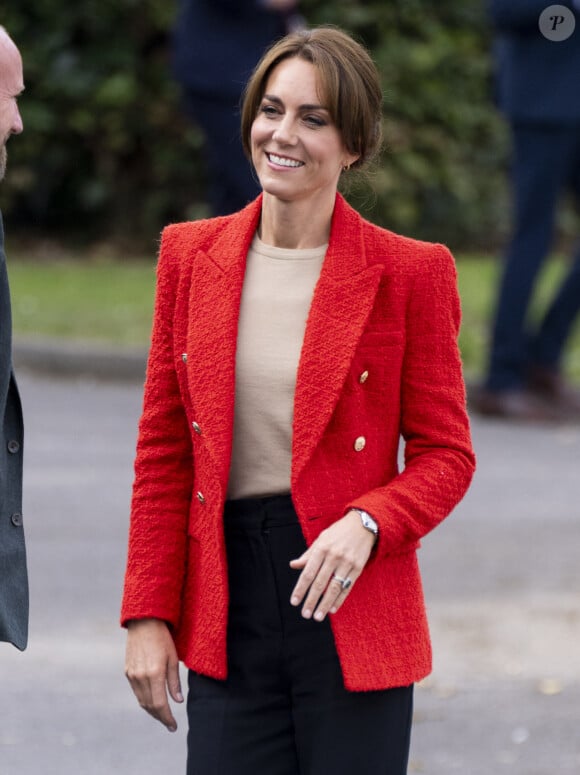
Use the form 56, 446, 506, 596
289, 510, 376, 622
125, 618, 184, 732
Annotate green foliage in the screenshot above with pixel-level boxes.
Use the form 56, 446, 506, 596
2, 0, 508, 249
2, 0, 207, 245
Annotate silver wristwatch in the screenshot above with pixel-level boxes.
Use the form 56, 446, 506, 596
353, 509, 379, 540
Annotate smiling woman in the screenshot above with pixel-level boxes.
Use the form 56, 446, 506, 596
121, 25, 475, 775
249, 57, 358, 230
241, 25, 383, 173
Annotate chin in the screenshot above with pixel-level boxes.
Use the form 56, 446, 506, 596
259, 178, 298, 202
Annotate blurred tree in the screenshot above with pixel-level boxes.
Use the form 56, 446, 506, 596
1, 0, 508, 250
2, 0, 208, 246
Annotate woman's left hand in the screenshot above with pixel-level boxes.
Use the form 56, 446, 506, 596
289, 510, 376, 621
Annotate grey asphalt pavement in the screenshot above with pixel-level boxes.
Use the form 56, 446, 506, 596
1, 367, 579, 775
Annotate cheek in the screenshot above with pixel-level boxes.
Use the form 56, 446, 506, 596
250, 124, 264, 164
250, 118, 268, 146
0, 102, 14, 133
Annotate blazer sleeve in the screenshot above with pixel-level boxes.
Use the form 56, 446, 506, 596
120, 227, 193, 628
346, 244, 476, 557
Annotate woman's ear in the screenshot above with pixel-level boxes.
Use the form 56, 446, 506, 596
342, 152, 361, 171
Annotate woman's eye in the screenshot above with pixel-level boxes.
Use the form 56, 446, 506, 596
304, 115, 326, 127
260, 105, 278, 117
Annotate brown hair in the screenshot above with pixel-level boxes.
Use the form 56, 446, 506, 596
241, 26, 383, 170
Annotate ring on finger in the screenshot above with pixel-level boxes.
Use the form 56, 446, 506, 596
332, 574, 352, 592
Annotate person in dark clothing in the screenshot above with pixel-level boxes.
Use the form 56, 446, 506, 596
0, 25, 28, 651
172, 0, 301, 216
475, 0, 580, 420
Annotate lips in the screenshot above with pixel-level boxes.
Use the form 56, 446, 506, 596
267, 152, 304, 168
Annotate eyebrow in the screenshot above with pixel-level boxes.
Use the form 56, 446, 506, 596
262, 94, 329, 112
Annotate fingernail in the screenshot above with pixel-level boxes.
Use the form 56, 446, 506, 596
302, 609, 312, 619
176, 692, 184, 702
290, 596, 299, 606
314, 611, 324, 621
330, 607, 337, 614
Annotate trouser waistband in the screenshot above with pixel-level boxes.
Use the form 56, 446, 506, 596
223, 493, 296, 529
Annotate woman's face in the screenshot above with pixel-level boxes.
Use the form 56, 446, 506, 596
250, 57, 358, 206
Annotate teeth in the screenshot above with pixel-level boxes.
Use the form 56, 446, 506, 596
268, 153, 303, 168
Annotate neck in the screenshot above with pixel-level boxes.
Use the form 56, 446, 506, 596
259, 192, 336, 249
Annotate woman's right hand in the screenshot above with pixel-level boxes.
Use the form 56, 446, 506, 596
125, 618, 184, 732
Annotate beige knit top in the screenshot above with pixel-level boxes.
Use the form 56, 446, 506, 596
227, 234, 327, 499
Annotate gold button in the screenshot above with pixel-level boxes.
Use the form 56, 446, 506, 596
359, 370, 369, 384
182, 353, 188, 363
354, 436, 366, 452
192, 421, 201, 435
196, 491, 206, 504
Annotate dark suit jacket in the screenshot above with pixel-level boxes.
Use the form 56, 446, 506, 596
490, 0, 580, 122
0, 211, 28, 650
171, 0, 290, 98
122, 194, 475, 690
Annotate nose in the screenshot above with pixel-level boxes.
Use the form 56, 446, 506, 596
272, 115, 296, 145
12, 104, 23, 135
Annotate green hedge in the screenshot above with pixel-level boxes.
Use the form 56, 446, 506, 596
1, 1, 508, 250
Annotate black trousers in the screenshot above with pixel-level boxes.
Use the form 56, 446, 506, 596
186, 494, 413, 775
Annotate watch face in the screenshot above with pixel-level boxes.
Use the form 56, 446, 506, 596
361, 512, 378, 534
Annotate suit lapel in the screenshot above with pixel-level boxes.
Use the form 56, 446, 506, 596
292, 196, 384, 484
185, 199, 262, 491
183, 194, 385, 491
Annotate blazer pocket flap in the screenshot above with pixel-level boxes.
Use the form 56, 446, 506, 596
357, 330, 404, 350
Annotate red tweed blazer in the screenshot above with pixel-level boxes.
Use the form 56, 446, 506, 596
121, 193, 475, 691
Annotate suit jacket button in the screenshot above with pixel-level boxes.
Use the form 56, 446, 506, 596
196, 491, 206, 504
11, 512, 23, 527
359, 370, 369, 384
354, 436, 366, 452
7, 439, 20, 454
182, 353, 188, 363
192, 421, 201, 435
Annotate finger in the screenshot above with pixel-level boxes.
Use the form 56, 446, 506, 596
289, 549, 324, 609
167, 657, 184, 704
329, 589, 349, 615
297, 556, 338, 619
328, 575, 356, 615
127, 666, 177, 732
289, 547, 310, 569
312, 566, 355, 622
146, 672, 178, 732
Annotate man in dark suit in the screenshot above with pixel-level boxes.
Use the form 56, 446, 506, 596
0, 25, 28, 650
476, 1, 580, 419
171, 0, 300, 216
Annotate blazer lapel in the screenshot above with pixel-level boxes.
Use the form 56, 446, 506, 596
185, 199, 262, 491
292, 196, 384, 485
182, 194, 384, 492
